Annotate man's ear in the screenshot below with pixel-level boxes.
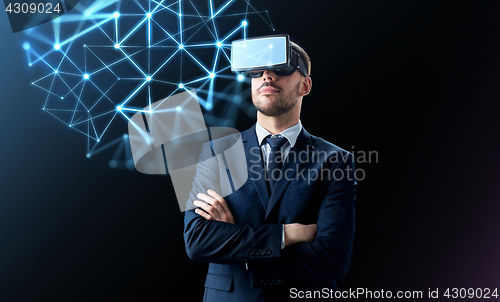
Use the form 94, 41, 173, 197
300, 76, 312, 96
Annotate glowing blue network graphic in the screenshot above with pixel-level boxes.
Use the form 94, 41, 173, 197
22, 0, 274, 168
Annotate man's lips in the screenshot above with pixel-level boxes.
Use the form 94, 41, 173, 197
259, 87, 279, 94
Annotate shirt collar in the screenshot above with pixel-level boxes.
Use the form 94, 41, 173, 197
255, 120, 303, 148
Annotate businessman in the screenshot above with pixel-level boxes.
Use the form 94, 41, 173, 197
184, 35, 356, 301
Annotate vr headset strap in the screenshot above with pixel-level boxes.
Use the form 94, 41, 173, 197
290, 50, 309, 76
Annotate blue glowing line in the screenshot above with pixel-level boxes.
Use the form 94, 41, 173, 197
212, 47, 220, 73
151, 49, 179, 77
56, 73, 86, 102
179, 0, 183, 44
148, 14, 151, 48
61, 79, 84, 101
59, 14, 116, 22
212, 0, 233, 19
70, 80, 86, 125
115, 16, 119, 43
120, 107, 155, 113
91, 135, 123, 156
183, 49, 210, 74
151, 0, 166, 14
97, 111, 119, 142
150, 0, 178, 15
148, 84, 152, 111
118, 47, 147, 77
91, 48, 144, 75
32, 71, 56, 84
220, 47, 231, 63
60, 51, 84, 74
119, 80, 148, 107
184, 75, 210, 85
86, 81, 117, 112
209, 0, 219, 41
60, 17, 113, 48
151, 18, 179, 45
32, 82, 58, 101
86, 47, 119, 78
84, 0, 121, 17
153, 79, 179, 86
53, 17, 60, 45
118, 16, 148, 46
221, 24, 242, 42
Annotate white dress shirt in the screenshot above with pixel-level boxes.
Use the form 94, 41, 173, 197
255, 120, 303, 171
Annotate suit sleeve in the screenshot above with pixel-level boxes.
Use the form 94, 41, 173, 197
184, 142, 283, 264
247, 152, 356, 286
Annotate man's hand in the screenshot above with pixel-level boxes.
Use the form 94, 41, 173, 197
284, 223, 317, 246
194, 189, 235, 224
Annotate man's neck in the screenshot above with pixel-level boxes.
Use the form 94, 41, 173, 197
257, 111, 300, 135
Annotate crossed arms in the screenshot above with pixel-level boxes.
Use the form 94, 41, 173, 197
183, 147, 356, 285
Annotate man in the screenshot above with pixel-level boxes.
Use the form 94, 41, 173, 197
184, 36, 356, 301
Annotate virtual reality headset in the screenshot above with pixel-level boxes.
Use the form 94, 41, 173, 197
231, 34, 309, 78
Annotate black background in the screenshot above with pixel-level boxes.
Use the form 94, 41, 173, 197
1, 0, 500, 301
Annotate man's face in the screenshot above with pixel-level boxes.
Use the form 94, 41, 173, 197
251, 69, 303, 117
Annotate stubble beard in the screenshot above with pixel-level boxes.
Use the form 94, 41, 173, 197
251, 82, 301, 117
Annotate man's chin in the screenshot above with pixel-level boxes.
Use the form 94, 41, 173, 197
255, 106, 287, 117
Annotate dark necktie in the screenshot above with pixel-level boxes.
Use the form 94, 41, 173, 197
266, 136, 288, 193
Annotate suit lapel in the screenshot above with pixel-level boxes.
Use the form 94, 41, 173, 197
265, 128, 312, 218
242, 126, 270, 210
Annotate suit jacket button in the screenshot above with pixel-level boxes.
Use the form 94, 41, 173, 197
265, 249, 271, 255
261, 279, 267, 285
277, 280, 284, 285
259, 249, 265, 255
247, 249, 252, 255
252, 249, 257, 255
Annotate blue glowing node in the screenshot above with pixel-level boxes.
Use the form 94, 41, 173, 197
176, 106, 182, 112
86, 153, 91, 158
216, 41, 222, 47
109, 160, 117, 168
23, 42, 30, 50
114, 44, 120, 49
29, 63, 32, 67
54, 43, 61, 50
54, 70, 58, 74
123, 134, 128, 139
179, 44, 184, 50
113, 11, 120, 18
178, 83, 184, 89
237, 74, 245, 82
117, 106, 122, 111
209, 72, 215, 79
242, 20, 248, 26
84, 74, 90, 80
146, 76, 152, 81
147, 12, 152, 18
205, 103, 213, 110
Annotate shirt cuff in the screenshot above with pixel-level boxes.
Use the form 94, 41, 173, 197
281, 224, 285, 249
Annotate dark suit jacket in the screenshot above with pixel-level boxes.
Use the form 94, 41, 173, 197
184, 125, 356, 301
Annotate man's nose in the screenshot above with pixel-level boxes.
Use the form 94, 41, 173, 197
262, 70, 276, 81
